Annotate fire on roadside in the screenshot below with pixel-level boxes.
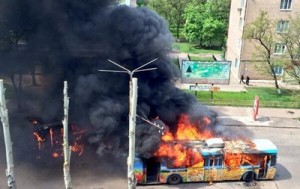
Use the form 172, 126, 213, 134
29, 118, 86, 159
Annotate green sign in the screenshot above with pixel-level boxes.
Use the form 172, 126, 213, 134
181, 60, 231, 84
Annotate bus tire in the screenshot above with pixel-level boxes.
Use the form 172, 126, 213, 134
167, 174, 182, 185
242, 171, 255, 182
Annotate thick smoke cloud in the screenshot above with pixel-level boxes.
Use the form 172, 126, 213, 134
72, 6, 218, 157
0, 1, 218, 159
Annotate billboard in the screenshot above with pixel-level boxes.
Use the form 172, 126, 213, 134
181, 60, 231, 84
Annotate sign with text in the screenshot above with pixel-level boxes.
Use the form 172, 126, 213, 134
189, 85, 211, 91
210, 86, 221, 92
181, 60, 231, 84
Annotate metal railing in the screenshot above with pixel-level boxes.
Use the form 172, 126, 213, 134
199, 99, 300, 108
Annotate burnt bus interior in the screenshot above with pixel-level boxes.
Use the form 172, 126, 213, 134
145, 157, 160, 183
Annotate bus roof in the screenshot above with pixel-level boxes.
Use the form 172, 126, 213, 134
199, 138, 278, 155
252, 139, 278, 154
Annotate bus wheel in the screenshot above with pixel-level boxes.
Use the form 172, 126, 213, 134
167, 174, 182, 185
242, 172, 255, 182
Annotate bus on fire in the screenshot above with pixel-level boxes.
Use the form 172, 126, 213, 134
134, 138, 277, 185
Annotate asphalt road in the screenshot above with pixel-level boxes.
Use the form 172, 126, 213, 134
0, 125, 299, 189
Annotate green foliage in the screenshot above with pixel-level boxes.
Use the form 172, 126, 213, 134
147, 0, 189, 38
189, 87, 300, 108
183, 2, 205, 43
183, 0, 230, 47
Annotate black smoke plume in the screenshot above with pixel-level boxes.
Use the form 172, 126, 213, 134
0, 1, 218, 159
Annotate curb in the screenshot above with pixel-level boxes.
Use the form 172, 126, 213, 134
217, 116, 300, 129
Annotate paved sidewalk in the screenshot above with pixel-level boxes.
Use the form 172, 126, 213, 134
209, 106, 300, 128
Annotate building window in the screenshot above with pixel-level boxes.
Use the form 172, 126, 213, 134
277, 20, 289, 33
273, 67, 284, 75
274, 43, 286, 54
239, 18, 243, 29
235, 58, 238, 68
280, 0, 292, 10
238, 38, 242, 51
240, 0, 245, 8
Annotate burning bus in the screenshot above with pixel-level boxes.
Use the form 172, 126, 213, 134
134, 114, 277, 185
134, 138, 277, 185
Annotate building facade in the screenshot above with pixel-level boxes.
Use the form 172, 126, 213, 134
226, 0, 300, 80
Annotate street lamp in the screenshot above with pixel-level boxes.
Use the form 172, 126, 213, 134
99, 58, 157, 189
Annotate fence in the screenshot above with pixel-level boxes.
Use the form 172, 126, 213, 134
199, 99, 300, 109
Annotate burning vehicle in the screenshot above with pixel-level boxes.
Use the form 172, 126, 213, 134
134, 138, 277, 185
134, 114, 277, 185
28, 117, 86, 159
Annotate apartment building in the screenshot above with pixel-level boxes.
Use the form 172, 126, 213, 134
226, 0, 300, 80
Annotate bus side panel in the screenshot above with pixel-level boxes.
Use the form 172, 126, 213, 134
204, 169, 223, 181
222, 168, 245, 180
265, 167, 276, 179
187, 167, 204, 182
159, 170, 187, 183
158, 172, 169, 183
134, 160, 146, 184
222, 167, 260, 181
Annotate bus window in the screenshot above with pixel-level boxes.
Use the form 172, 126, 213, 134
204, 157, 210, 167
204, 156, 223, 168
270, 155, 277, 166
215, 157, 223, 167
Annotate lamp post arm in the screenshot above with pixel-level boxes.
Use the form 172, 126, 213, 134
134, 68, 157, 73
132, 58, 158, 74
107, 59, 131, 74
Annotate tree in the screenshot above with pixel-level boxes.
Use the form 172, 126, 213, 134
146, 0, 173, 26
183, 1, 205, 46
183, 0, 229, 47
203, 0, 230, 47
147, 0, 189, 39
279, 15, 300, 84
169, 0, 189, 39
202, 17, 225, 46
244, 11, 282, 94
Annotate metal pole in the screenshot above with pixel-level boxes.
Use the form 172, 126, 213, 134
99, 58, 157, 189
63, 81, 72, 189
128, 78, 137, 189
0, 80, 16, 189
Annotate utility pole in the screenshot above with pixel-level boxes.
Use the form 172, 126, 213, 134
0, 80, 16, 189
99, 58, 157, 189
62, 81, 72, 189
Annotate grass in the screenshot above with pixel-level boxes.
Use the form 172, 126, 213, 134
173, 42, 223, 54
187, 87, 300, 108
189, 55, 215, 61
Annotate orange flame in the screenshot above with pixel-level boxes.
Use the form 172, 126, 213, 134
162, 114, 213, 142
155, 115, 263, 170
32, 124, 86, 158
33, 132, 45, 150
71, 142, 84, 156
155, 114, 212, 167
52, 152, 59, 158
224, 140, 260, 170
